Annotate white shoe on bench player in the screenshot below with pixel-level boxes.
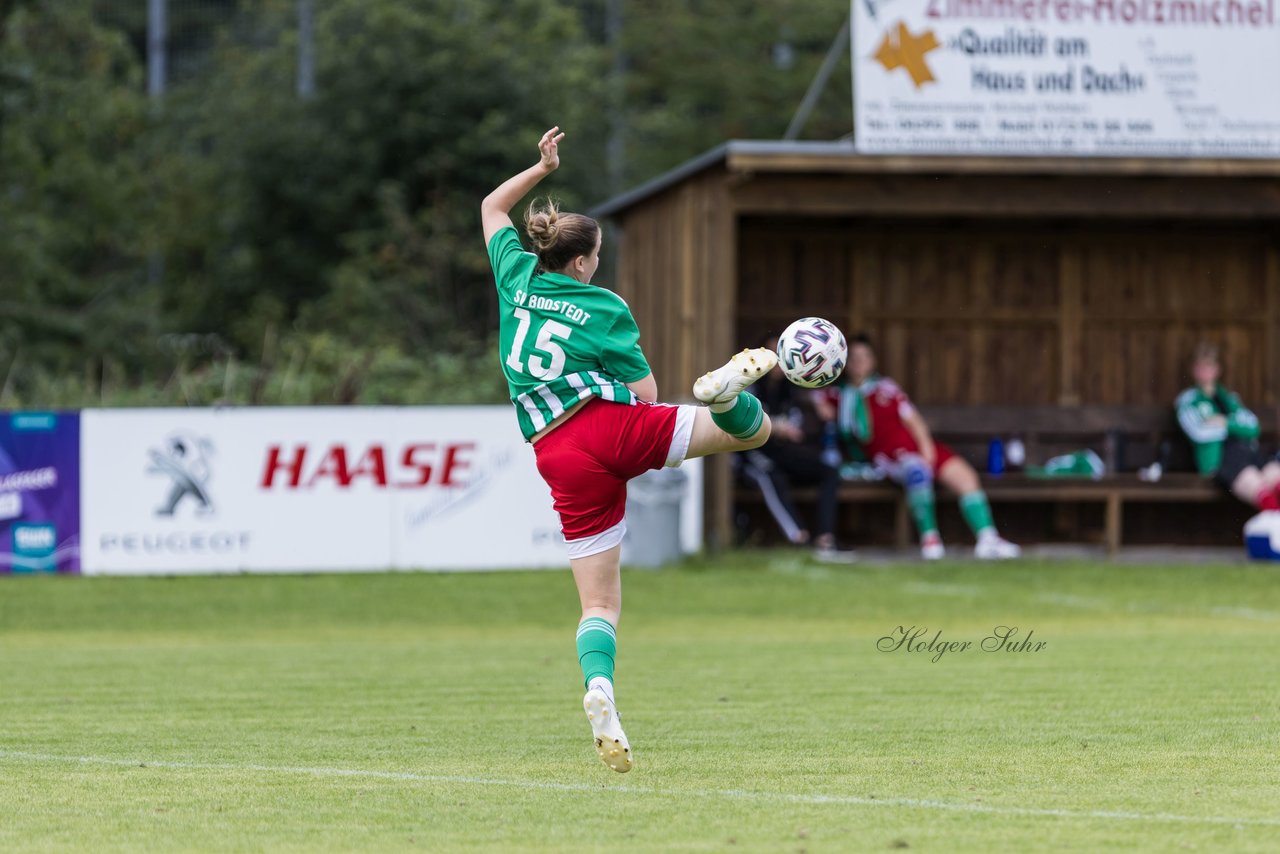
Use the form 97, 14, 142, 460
975, 531, 1021, 560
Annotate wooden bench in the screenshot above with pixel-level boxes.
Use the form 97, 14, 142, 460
734, 404, 1275, 552
745, 473, 1220, 553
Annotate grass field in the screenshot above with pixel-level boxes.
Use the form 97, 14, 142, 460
3, 553, 1279, 852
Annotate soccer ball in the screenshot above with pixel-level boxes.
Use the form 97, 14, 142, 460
776, 317, 847, 388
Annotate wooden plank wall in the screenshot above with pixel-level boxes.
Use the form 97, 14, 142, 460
611, 170, 733, 401
610, 169, 739, 547
737, 218, 1280, 409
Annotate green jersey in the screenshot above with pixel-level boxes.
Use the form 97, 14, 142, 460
1175, 384, 1260, 476
488, 226, 651, 440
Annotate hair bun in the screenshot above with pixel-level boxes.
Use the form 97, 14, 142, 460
522, 200, 600, 274
524, 200, 563, 251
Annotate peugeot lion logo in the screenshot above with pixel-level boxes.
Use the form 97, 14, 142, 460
147, 433, 215, 517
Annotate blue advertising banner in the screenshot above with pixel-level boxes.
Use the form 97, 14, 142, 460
0, 412, 80, 574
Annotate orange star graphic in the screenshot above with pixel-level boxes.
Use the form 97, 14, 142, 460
873, 22, 940, 89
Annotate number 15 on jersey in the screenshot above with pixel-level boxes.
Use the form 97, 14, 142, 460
505, 307, 573, 381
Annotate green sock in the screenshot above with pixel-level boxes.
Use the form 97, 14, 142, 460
576, 617, 616, 688
709, 392, 764, 439
960, 491, 995, 537
907, 486, 938, 536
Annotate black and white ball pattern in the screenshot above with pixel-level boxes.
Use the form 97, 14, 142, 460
776, 317, 848, 389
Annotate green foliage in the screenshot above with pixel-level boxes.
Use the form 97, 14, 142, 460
619, 0, 851, 183
0, 0, 159, 383
1, 0, 851, 409
3, 329, 508, 408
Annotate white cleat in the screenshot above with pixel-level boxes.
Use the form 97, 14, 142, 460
693, 348, 778, 406
583, 688, 633, 773
920, 531, 945, 561
975, 534, 1022, 560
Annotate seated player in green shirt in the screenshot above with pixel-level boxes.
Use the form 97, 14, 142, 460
1175, 343, 1280, 511
481, 127, 777, 773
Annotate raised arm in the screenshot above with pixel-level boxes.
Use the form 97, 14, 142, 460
481, 127, 565, 245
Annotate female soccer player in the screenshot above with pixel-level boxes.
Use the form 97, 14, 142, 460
831, 334, 1020, 560
1177, 343, 1280, 509
481, 127, 775, 772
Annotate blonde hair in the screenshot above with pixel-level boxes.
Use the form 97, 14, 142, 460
524, 199, 599, 274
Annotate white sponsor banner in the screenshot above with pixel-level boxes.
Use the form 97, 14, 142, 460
80, 407, 701, 575
852, 0, 1280, 156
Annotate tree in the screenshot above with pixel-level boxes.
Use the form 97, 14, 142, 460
617, 0, 850, 185
0, 1, 159, 395
0, 0, 855, 406
156, 0, 607, 357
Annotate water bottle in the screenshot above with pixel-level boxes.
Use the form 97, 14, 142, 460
987, 437, 1005, 475
1006, 437, 1026, 469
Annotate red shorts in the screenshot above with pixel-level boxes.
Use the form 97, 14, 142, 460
532, 398, 694, 557
870, 441, 958, 477
929, 442, 957, 474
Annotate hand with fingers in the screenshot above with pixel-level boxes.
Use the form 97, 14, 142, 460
539, 126, 565, 172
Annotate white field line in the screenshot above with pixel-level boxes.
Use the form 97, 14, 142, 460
898, 578, 1280, 622
899, 581, 986, 598
2, 750, 1277, 829
1033, 592, 1111, 609
1207, 606, 1280, 622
